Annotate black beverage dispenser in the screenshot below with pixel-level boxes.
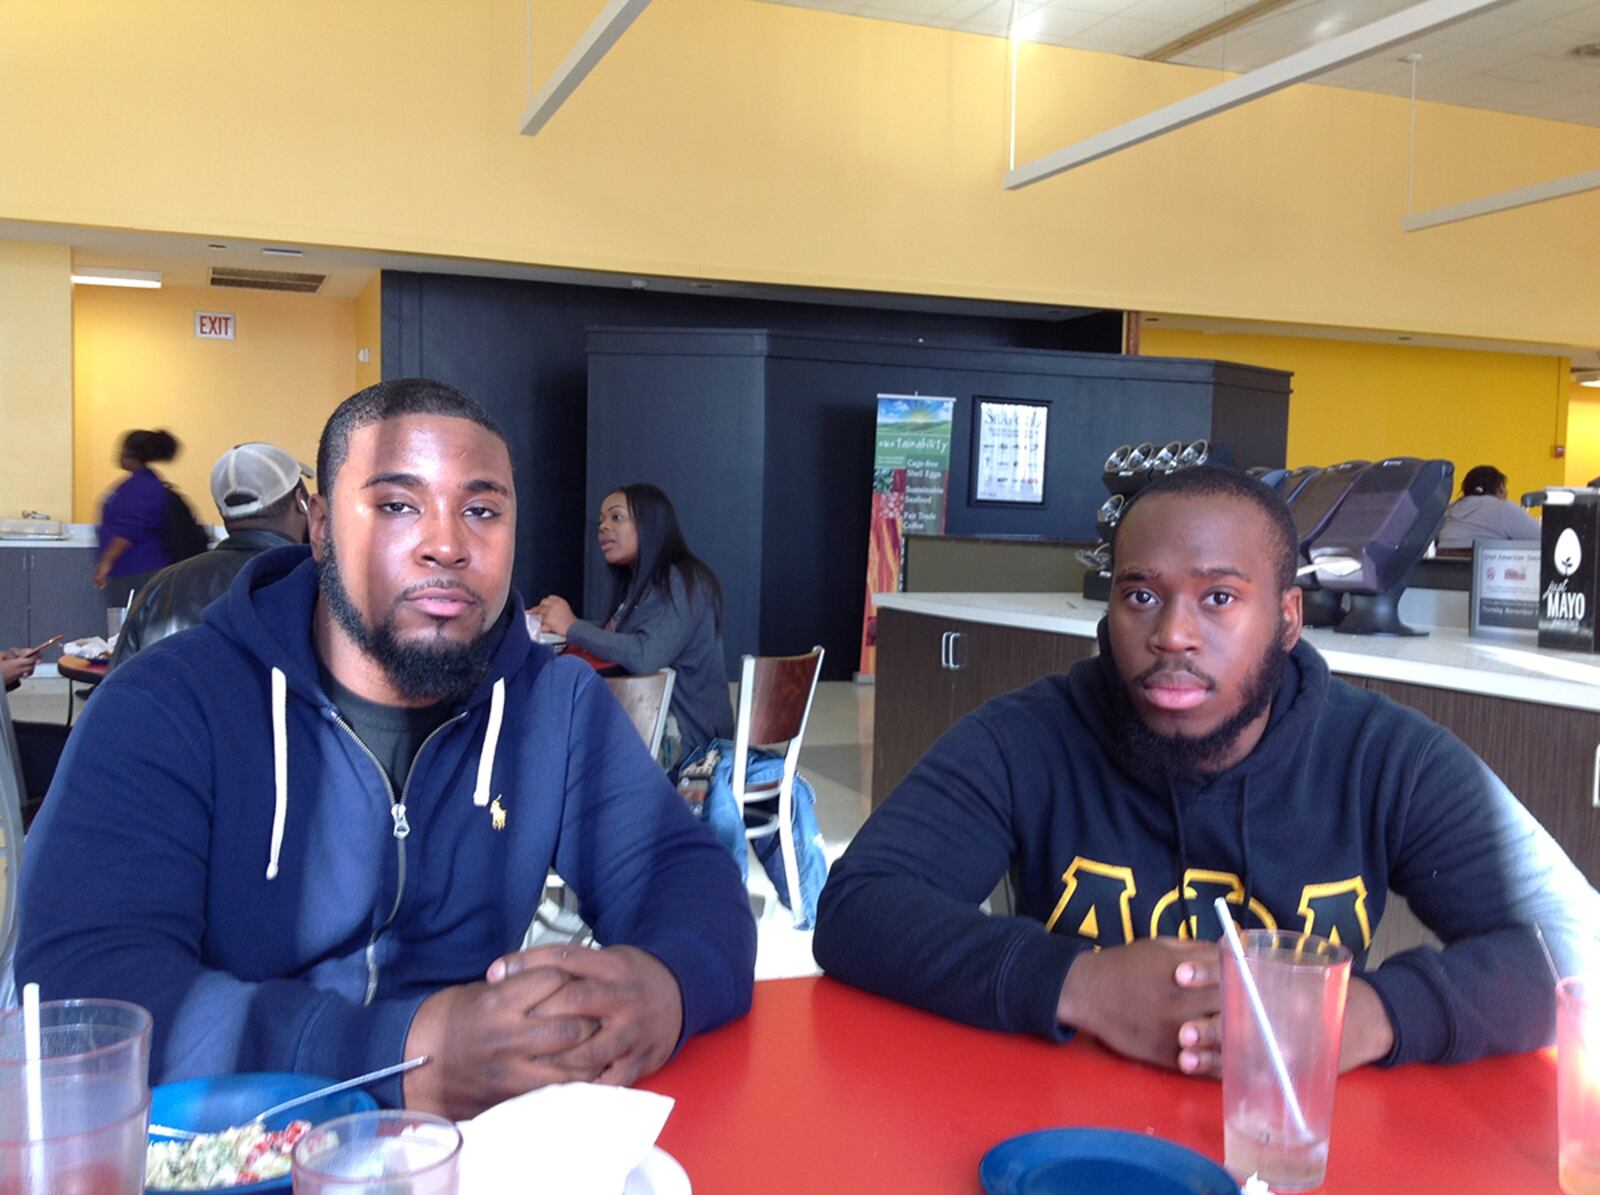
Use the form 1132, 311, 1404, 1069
1286, 461, 1369, 627
1307, 457, 1454, 636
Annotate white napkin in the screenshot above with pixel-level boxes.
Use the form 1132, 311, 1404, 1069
457, 1082, 675, 1195
62, 636, 112, 659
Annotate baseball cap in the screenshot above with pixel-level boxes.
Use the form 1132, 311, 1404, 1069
210, 442, 315, 519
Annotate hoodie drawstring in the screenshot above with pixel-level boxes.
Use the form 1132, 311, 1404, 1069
1167, 777, 1194, 938
264, 674, 509, 879
1238, 775, 1255, 918
472, 679, 506, 807
267, 666, 288, 880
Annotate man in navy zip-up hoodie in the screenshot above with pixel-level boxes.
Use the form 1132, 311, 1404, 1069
18, 380, 755, 1117
816, 465, 1600, 1073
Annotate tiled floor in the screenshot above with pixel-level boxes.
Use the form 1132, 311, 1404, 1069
3, 676, 879, 980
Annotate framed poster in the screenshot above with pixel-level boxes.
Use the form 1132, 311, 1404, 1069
971, 398, 1048, 505
1469, 539, 1540, 637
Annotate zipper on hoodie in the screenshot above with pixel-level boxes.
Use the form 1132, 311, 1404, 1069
328, 708, 466, 1006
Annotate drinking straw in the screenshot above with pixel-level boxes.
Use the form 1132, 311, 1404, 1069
1213, 897, 1312, 1145
1533, 922, 1562, 987
21, 982, 42, 1142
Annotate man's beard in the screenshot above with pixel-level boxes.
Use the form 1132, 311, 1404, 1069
1108, 623, 1290, 778
319, 533, 498, 704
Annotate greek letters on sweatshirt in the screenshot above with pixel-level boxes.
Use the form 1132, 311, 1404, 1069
18, 546, 755, 1103
814, 633, 1600, 1065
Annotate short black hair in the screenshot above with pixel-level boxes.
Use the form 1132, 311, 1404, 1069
1460, 465, 1506, 498
1112, 464, 1299, 593
317, 378, 509, 498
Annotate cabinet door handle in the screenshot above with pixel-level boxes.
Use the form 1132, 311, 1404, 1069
949, 631, 965, 671
1592, 743, 1600, 809
939, 630, 950, 670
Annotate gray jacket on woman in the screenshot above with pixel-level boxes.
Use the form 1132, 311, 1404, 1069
564, 569, 734, 763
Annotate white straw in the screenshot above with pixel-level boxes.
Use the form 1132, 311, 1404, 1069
1214, 897, 1312, 1144
21, 982, 42, 1143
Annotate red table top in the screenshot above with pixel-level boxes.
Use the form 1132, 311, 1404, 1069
640, 976, 1555, 1194
55, 655, 108, 684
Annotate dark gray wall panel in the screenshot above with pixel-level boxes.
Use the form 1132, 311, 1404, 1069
381, 272, 1119, 611
588, 330, 1290, 679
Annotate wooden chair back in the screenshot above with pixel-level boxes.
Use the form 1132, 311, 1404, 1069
603, 669, 676, 758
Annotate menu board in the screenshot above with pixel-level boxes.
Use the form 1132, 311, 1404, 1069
1470, 539, 1540, 636
972, 398, 1048, 505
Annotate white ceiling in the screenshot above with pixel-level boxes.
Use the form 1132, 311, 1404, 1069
762, 0, 1600, 125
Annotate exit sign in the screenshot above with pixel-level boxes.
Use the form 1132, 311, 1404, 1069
195, 311, 236, 340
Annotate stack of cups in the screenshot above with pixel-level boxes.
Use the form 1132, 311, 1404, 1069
1219, 927, 1351, 1192
0, 995, 152, 1195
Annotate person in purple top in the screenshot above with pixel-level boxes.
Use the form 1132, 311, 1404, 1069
94, 429, 182, 602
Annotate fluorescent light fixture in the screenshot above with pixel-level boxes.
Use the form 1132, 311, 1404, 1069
71, 267, 162, 289
1581, 377, 1600, 389
1011, 10, 1044, 41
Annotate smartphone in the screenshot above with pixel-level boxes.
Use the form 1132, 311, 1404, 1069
28, 634, 64, 654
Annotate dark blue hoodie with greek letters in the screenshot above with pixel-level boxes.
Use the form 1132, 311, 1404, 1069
815, 629, 1600, 1065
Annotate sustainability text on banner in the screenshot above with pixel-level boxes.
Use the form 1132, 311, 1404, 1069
858, 395, 955, 676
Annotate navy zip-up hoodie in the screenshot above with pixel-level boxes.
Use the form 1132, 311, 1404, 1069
18, 547, 755, 1103
815, 632, 1600, 1065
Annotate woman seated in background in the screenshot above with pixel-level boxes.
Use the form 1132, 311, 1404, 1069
534, 483, 734, 772
1436, 464, 1541, 549
93, 428, 182, 602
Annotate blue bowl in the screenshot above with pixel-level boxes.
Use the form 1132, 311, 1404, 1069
147, 1072, 379, 1193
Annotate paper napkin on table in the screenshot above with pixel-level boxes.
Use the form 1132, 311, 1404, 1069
62, 636, 112, 659
457, 1082, 675, 1195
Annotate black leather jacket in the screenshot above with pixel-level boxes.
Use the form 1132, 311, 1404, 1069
109, 529, 300, 670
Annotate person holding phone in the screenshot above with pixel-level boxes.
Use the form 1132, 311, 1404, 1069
2, 637, 57, 691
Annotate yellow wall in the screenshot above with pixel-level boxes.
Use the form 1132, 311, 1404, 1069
1140, 328, 1569, 498
354, 273, 381, 392
0, 241, 73, 519
3, 0, 1600, 346
1567, 380, 1600, 488
73, 285, 357, 522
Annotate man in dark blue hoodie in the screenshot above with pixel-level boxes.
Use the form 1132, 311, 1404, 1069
18, 379, 756, 1117
815, 465, 1600, 1073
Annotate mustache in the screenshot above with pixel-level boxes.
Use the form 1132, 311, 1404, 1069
1135, 659, 1219, 690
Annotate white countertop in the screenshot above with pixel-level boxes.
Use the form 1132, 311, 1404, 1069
0, 522, 96, 547
875, 591, 1600, 713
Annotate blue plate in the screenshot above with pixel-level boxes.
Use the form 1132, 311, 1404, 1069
147, 1072, 379, 1193
980, 1128, 1239, 1195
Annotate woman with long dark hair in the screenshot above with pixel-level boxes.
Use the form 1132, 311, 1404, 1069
93, 428, 183, 602
535, 483, 734, 768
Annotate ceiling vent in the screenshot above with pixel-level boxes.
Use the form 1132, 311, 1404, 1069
210, 266, 325, 294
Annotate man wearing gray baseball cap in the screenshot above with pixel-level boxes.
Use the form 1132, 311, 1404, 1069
109, 442, 313, 668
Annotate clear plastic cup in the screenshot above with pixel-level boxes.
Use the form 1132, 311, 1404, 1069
0, 998, 152, 1195
1559, 977, 1600, 1195
1220, 930, 1351, 1192
292, 1110, 462, 1194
